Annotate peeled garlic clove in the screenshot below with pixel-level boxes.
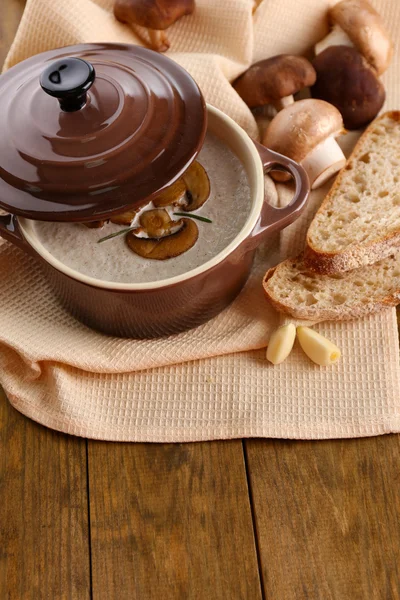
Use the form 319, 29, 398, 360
266, 323, 296, 365
297, 326, 341, 366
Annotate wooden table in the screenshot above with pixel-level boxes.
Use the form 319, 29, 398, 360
1, 3, 400, 598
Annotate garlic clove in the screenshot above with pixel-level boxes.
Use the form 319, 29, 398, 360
297, 326, 341, 366
266, 323, 296, 365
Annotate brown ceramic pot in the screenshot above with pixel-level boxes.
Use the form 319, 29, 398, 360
0, 105, 309, 338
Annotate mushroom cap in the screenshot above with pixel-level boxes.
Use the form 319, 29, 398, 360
153, 178, 186, 207
114, 0, 195, 30
329, 0, 393, 75
263, 99, 344, 163
311, 46, 385, 130
233, 55, 316, 108
126, 218, 198, 260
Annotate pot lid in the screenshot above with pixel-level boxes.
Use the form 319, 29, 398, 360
0, 43, 207, 222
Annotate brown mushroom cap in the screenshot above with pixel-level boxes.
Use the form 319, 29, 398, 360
311, 46, 385, 130
263, 99, 344, 163
153, 161, 210, 211
126, 218, 198, 260
138, 209, 180, 238
232, 55, 316, 109
181, 161, 211, 211
330, 0, 393, 75
110, 208, 139, 226
152, 178, 186, 208
114, 0, 195, 31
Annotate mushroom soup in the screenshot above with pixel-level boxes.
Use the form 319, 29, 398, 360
31, 132, 252, 283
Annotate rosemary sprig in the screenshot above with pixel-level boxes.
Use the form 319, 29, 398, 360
97, 226, 136, 243
173, 212, 212, 223
97, 212, 212, 243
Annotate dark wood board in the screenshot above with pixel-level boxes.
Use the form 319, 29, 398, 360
245, 436, 400, 600
88, 440, 262, 600
0, 389, 91, 599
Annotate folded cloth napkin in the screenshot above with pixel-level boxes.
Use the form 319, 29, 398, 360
1, 0, 400, 441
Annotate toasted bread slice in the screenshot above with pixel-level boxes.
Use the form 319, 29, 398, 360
263, 251, 400, 321
305, 112, 400, 274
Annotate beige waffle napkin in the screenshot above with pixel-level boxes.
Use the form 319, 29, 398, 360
1, 0, 399, 440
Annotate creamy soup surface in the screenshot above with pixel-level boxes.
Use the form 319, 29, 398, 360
32, 133, 252, 284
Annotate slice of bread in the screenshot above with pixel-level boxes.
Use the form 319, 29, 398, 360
263, 251, 400, 321
305, 111, 400, 274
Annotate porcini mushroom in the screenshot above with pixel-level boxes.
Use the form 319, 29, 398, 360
114, 0, 195, 52
127, 217, 198, 259
315, 0, 393, 75
311, 46, 385, 130
263, 99, 346, 189
233, 55, 316, 111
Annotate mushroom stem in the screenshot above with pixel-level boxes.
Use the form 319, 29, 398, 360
273, 95, 294, 111
315, 24, 353, 55
302, 136, 346, 189
148, 29, 170, 52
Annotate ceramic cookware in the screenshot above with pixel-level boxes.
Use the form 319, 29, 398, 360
0, 43, 310, 338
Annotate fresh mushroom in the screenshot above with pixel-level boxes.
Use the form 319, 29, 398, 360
263, 99, 346, 189
181, 161, 211, 211
152, 178, 186, 208
311, 46, 385, 130
127, 217, 198, 259
315, 0, 393, 75
114, 0, 195, 52
233, 55, 316, 111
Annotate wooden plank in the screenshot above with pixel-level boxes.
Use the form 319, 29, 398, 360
0, 388, 91, 599
88, 440, 262, 600
0, 3, 90, 598
0, 0, 25, 67
245, 436, 400, 600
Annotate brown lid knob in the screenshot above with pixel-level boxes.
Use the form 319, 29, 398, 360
0, 43, 207, 222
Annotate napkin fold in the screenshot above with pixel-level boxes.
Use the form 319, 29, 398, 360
1, 0, 400, 441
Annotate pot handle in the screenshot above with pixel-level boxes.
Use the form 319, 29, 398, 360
0, 214, 30, 253
244, 141, 310, 252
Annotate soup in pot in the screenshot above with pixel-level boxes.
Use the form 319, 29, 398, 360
31, 132, 252, 284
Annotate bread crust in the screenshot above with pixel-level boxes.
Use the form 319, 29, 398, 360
262, 255, 400, 321
305, 111, 400, 274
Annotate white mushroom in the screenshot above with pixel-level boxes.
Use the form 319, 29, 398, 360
315, 0, 393, 75
263, 99, 346, 190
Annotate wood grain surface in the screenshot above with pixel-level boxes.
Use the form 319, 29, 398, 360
0, 389, 91, 600
88, 440, 262, 600
245, 437, 400, 600
1, 2, 400, 599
